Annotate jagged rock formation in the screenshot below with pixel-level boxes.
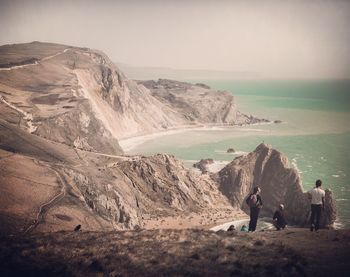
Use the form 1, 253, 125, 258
214, 143, 337, 227
139, 79, 269, 125
60, 153, 235, 231
193, 158, 214, 173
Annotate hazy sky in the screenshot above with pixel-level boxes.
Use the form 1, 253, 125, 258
1, 0, 349, 78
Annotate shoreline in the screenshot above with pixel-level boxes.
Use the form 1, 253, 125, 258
119, 121, 274, 152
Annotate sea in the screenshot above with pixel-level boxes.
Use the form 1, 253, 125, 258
125, 79, 350, 228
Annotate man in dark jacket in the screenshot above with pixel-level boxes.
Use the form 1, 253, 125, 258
273, 204, 287, 230
246, 187, 263, 232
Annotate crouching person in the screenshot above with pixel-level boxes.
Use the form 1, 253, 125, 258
273, 204, 287, 231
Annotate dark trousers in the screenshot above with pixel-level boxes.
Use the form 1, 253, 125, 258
310, 204, 322, 231
273, 221, 286, 231
249, 207, 260, 231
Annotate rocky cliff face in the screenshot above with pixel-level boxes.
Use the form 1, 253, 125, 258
63, 153, 235, 230
139, 79, 268, 125
214, 144, 337, 227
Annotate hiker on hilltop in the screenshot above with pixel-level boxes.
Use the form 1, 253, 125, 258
273, 204, 287, 231
307, 179, 325, 232
246, 186, 263, 232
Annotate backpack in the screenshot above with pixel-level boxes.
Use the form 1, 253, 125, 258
246, 194, 258, 208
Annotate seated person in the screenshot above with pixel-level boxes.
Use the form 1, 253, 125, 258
273, 204, 287, 230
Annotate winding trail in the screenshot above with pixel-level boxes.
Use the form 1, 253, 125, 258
0, 48, 70, 71
0, 95, 37, 133
0, 48, 71, 133
23, 166, 67, 235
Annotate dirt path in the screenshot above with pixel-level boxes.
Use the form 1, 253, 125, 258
23, 166, 67, 235
0, 95, 37, 133
0, 48, 69, 71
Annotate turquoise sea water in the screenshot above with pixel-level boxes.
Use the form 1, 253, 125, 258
127, 80, 350, 227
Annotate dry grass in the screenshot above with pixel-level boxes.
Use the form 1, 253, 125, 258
1, 228, 349, 276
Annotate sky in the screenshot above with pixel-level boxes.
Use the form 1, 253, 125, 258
0, 0, 349, 79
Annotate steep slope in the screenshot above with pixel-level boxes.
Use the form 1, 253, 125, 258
139, 79, 267, 125
0, 42, 123, 154
0, 117, 236, 235
214, 143, 337, 227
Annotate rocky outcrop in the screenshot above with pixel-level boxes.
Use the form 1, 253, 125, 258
116, 154, 234, 217
62, 168, 140, 229
138, 79, 268, 125
59, 153, 237, 230
193, 159, 214, 173
214, 143, 337, 227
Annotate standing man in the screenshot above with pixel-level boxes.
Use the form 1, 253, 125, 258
307, 179, 325, 232
246, 186, 263, 232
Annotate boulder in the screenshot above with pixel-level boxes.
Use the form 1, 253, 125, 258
193, 159, 214, 173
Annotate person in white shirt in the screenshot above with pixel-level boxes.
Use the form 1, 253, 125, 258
307, 179, 325, 232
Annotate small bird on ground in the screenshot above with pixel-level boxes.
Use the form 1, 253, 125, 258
74, 224, 81, 231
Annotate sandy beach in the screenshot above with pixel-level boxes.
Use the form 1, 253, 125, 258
119, 121, 274, 152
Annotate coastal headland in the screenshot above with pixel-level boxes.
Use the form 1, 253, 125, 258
0, 42, 348, 276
